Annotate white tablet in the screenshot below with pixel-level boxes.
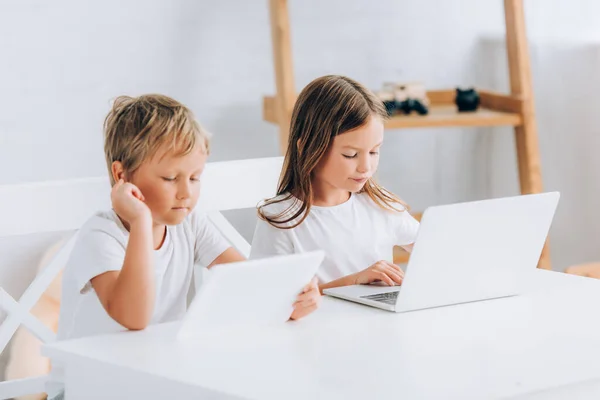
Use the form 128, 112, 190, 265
178, 251, 324, 340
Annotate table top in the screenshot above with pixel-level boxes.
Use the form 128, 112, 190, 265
44, 270, 600, 399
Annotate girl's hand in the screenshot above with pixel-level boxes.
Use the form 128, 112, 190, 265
353, 261, 404, 286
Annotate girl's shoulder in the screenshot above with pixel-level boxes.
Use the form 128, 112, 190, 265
258, 193, 300, 217
257, 194, 307, 230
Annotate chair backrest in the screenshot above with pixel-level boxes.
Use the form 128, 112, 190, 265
0, 156, 283, 399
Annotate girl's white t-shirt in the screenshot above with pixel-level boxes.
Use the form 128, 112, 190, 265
250, 192, 420, 283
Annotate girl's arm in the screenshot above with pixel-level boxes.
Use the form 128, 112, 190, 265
400, 243, 414, 253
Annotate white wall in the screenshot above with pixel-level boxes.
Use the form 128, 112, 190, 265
1, 0, 600, 270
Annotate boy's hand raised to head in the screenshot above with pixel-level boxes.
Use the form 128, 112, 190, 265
290, 277, 321, 320
111, 179, 151, 225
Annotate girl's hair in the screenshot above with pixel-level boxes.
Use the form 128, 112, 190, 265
259, 75, 408, 229
103, 94, 210, 185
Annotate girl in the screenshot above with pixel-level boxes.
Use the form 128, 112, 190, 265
251, 75, 420, 292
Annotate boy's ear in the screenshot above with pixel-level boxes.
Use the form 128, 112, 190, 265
111, 161, 125, 183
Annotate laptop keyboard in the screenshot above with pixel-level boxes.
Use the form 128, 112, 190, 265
360, 291, 400, 305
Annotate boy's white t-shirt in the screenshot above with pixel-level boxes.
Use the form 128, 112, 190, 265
250, 192, 420, 283
47, 209, 230, 397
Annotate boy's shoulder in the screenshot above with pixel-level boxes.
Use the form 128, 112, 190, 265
63, 210, 129, 275
77, 209, 128, 243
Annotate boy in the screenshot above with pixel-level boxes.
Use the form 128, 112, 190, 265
47, 95, 320, 399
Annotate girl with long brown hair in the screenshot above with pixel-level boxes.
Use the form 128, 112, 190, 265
251, 75, 420, 292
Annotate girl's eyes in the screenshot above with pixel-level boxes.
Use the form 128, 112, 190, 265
342, 152, 379, 159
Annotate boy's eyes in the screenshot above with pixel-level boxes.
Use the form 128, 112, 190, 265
161, 176, 201, 182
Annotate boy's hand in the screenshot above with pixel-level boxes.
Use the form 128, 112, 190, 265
290, 277, 321, 320
353, 261, 404, 286
111, 179, 151, 225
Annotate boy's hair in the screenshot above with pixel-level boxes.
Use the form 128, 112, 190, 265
258, 75, 409, 229
104, 94, 210, 185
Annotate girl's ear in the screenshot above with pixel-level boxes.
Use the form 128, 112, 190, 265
111, 161, 126, 183
296, 139, 302, 156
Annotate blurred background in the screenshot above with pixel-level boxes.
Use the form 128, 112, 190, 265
1, 0, 599, 276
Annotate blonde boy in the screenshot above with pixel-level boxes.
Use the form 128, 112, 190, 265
47, 95, 320, 399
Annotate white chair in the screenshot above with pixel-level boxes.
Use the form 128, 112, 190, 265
0, 156, 283, 400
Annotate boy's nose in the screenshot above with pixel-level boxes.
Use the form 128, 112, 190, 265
177, 182, 191, 200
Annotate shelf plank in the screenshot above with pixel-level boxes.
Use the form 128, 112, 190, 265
263, 89, 523, 130
384, 105, 521, 129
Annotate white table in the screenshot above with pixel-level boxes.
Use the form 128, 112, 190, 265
44, 270, 600, 400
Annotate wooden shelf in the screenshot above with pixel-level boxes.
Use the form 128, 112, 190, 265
263, 89, 524, 130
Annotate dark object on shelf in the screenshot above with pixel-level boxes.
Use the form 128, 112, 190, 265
383, 100, 396, 116
377, 90, 396, 116
396, 99, 428, 116
397, 98, 411, 115
411, 99, 429, 115
395, 83, 429, 116
377, 83, 430, 116
455, 88, 480, 112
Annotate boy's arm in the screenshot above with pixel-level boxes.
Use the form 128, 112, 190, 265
565, 262, 600, 279
91, 180, 156, 330
208, 247, 245, 268
91, 216, 155, 330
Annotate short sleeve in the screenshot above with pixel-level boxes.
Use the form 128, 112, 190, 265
191, 211, 232, 268
68, 227, 126, 295
393, 210, 420, 246
249, 217, 294, 259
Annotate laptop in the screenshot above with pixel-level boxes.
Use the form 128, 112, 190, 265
323, 192, 560, 312
178, 250, 324, 340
